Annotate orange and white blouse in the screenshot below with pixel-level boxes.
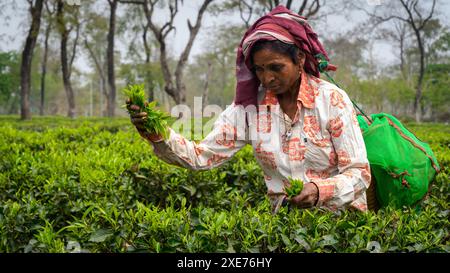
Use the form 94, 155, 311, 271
149, 73, 371, 213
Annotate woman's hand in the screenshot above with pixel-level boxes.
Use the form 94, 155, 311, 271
126, 99, 164, 142
289, 182, 319, 208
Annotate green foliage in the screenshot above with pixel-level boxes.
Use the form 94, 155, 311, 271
0, 51, 20, 113
122, 84, 170, 139
0, 116, 448, 253
423, 63, 450, 121
285, 178, 304, 199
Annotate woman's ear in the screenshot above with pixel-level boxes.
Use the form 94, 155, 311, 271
297, 51, 306, 68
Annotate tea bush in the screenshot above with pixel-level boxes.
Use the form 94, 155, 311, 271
0, 115, 448, 253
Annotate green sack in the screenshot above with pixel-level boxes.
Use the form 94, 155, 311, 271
357, 113, 441, 208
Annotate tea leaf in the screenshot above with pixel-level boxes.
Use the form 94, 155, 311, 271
89, 229, 113, 243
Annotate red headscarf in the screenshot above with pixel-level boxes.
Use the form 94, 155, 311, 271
234, 5, 336, 107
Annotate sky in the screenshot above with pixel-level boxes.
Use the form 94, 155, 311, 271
0, 0, 449, 74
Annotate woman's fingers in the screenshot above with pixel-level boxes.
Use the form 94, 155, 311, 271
288, 183, 318, 209
126, 104, 152, 133
128, 104, 141, 112
131, 116, 146, 125
130, 111, 147, 119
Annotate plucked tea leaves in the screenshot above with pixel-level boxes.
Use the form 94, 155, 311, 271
285, 178, 304, 198
123, 84, 170, 139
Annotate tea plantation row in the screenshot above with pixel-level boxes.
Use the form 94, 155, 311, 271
0, 116, 448, 253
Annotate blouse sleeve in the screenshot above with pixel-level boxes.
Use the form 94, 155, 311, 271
146, 103, 248, 170
311, 88, 371, 211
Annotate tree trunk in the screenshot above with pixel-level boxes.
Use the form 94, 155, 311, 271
61, 34, 76, 118
85, 39, 108, 115
142, 22, 154, 101
20, 0, 44, 120
143, 0, 213, 106
8, 94, 19, 114
397, 0, 436, 123
202, 61, 212, 109
40, 17, 52, 116
413, 28, 424, 123
57, 0, 76, 118
173, 0, 212, 105
399, 31, 406, 80
106, 0, 117, 117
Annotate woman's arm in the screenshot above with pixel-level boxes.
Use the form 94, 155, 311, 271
308, 89, 371, 211
145, 104, 248, 170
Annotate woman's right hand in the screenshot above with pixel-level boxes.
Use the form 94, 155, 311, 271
126, 99, 164, 142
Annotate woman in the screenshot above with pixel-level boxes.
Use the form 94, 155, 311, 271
128, 6, 371, 214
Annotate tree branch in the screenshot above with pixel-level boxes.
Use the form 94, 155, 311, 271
358, 3, 410, 26
161, 1, 179, 39
143, 0, 175, 98
142, 21, 151, 63
238, 0, 253, 29
176, 0, 213, 72
412, 0, 422, 23
306, 0, 320, 18
69, 12, 80, 77
175, 0, 213, 99
286, 0, 293, 10
400, 0, 418, 32
419, 0, 436, 30
298, 0, 308, 15
84, 38, 105, 82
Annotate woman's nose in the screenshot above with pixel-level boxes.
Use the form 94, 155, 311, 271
261, 71, 275, 86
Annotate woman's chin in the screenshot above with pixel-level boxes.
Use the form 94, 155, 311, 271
271, 88, 286, 95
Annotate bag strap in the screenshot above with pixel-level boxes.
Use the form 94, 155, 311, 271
315, 54, 373, 124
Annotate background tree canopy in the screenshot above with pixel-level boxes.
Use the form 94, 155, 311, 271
0, 0, 448, 122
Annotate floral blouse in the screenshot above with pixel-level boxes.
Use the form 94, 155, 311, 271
149, 73, 371, 213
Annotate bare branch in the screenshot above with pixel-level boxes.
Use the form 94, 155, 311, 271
161, 0, 179, 39
358, 3, 410, 26
412, 0, 423, 23
176, 0, 214, 87
84, 39, 105, 81
68, 17, 80, 77
141, 0, 213, 103
286, 0, 293, 10
269, 1, 274, 10
420, 0, 436, 30
400, 0, 418, 31
142, 21, 151, 63
143, 0, 175, 98
306, 0, 320, 18
238, 0, 253, 29
298, 0, 308, 15
44, 0, 56, 15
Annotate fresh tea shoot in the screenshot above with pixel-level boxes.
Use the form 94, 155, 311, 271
285, 178, 304, 198
123, 84, 170, 139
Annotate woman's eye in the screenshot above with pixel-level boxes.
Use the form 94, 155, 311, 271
271, 65, 283, 72
254, 67, 263, 73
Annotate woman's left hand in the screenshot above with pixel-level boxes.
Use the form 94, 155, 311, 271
289, 182, 319, 208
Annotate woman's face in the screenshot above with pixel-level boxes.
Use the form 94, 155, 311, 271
252, 48, 304, 95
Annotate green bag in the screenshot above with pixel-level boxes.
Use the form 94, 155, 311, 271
357, 113, 441, 208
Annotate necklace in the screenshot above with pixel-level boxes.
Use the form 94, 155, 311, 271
282, 113, 293, 140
